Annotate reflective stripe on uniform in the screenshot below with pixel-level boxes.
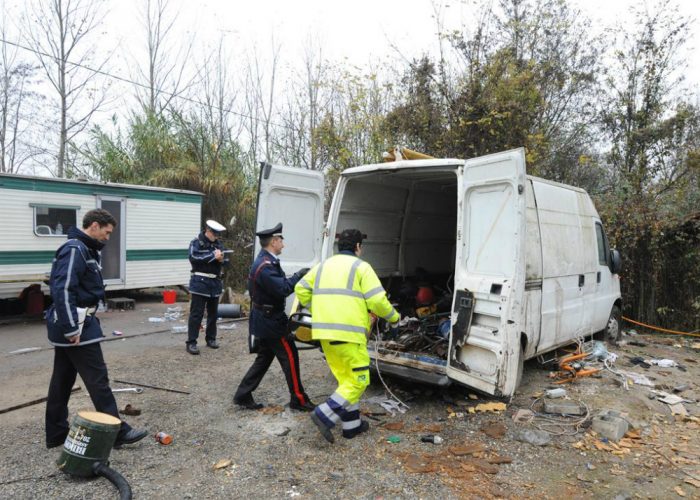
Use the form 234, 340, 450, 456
312, 323, 366, 334
363, 286, 384, 299
346, 259, 363, 289
64, 248, 76, 327
297, 279, 312, 290
312, 288, 364, 298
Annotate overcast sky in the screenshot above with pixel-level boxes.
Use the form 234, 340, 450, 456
100, 0, 700, 90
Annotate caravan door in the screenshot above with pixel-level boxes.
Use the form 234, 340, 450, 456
97, 196, 126, 284
447, 149, 527, 397
254, 163, 325, 276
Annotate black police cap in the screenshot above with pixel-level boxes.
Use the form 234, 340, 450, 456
256, 222, 283, 238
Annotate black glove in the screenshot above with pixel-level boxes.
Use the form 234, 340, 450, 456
295, 267, 310, 278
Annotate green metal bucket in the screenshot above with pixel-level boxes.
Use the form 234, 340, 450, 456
56, 410, 121, 477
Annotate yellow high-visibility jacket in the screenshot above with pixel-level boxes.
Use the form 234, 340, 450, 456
294, 253, 399, 344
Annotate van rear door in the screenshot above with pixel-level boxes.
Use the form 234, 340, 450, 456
254, 162, 325, 275
447, 149, 527, 397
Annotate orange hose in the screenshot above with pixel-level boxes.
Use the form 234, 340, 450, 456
622, 316, 700, 338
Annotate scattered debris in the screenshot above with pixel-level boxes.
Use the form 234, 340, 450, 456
649, 359, 678, 368
112, 330, 124, 336
474, 402, 507, 413
213, 459, 232, 470
386, 436, 401, 444
119, 404, 141, 416
512, 409, 535, 424
420, 435, 444, 444
480, 422, 507, 439
171, 325, 187, 333
545, 388, 567, 399
591, 410, 629, 441
260, 405, 284, 415
543, 399, 586, 416
514, 429, 551, 446
8, 347, 41, 355
448, 443, 486, 456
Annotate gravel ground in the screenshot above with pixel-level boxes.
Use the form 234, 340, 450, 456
1, 299, 699, 499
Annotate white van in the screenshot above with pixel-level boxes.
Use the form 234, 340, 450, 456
255, 148, 622, 397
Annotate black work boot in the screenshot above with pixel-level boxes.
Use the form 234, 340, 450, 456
186, 343, 200, 355
206, 339, 220, 349
310, 412, 335, 443
342, 419, 370, 439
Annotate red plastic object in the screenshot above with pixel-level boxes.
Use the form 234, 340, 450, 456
162, 289, 176, 304
415, 286, 434, 305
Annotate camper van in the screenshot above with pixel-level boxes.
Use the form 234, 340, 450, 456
0, 173, 203, 300
255, 148, 622, 397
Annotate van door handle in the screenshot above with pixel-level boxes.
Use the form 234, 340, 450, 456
597, 271, 601, 283
578, 275, 585, 287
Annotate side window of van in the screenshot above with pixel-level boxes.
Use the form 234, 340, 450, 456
595, 223, 608, 265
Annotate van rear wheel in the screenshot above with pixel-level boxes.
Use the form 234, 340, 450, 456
603, 305, 622, 344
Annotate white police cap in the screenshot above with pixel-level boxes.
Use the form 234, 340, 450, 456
206, 219, 226, 233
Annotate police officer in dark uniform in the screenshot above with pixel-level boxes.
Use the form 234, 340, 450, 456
233, 223, 315, 411
45, 208, 147, 449
186, 219, 228, 355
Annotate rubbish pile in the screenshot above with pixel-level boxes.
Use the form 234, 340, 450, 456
371, 271, 454, 359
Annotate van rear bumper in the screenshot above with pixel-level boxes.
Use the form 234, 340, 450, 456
368, 345, 450, 387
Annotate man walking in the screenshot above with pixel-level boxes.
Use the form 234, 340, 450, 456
295, 229, 399, 443
45, 208, 147, 449
233, 223, 315, 411
186, 219, 227, 355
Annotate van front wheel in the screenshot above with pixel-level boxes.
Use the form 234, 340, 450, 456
603, 305, 622, 344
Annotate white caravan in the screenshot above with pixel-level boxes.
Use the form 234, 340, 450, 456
0, 173, 203, 299
255, 148, 622, 397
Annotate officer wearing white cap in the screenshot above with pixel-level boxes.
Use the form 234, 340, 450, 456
185, 219, 228, 354
233, 222, 315, 411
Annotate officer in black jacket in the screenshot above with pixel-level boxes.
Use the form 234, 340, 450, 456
233, 223, 315, 411
186, 219, 228, 355
45, 208, 147, 449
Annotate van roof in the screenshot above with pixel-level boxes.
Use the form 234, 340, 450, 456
342, 159, 465, 176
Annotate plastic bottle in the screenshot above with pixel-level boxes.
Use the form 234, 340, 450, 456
421, 434, 444, 444
155, 432, 173, 445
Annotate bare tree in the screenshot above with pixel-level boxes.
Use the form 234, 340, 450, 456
1, 4, 40, 173
26, 0, 111, 177
241, 40, 281, 164
133, 0, 194, 115
276, 37, 335, 170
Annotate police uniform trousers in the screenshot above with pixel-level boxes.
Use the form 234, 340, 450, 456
46, 343, 131, 445
312, 340, 370, 438
234, 336, 308, 406
187, 293, 219, 345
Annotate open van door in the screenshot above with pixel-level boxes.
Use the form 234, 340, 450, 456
447, 149, 527, 397
254, 162, 325, 275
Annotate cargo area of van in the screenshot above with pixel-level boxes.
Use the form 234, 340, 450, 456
331, 164, 461, 386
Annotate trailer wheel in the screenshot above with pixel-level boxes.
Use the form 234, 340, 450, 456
603, 305, 622, 344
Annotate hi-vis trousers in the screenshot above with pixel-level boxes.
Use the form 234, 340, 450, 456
313, 340, 370, 438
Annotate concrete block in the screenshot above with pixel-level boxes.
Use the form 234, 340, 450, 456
107, 297, 135, 311
543, 399, 585, 415
592, 410, 629, 441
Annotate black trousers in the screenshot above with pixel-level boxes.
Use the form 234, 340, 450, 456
234, 336, 309, 406
187, 294, 218, 344
45, 343, 130, 446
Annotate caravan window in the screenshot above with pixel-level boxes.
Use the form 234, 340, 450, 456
31, 204, 78, 237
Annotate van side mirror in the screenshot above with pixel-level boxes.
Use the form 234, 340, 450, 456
609, 249, 622, 274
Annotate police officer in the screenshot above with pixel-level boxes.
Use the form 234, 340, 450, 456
186, 219, 228, 355
233, 223, 315, 411
295, 229, 400, 443
45, 208, 148, 449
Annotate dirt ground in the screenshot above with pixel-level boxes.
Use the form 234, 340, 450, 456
0, 294, 699, 499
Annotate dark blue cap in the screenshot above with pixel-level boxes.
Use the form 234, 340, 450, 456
256, 222, 283, 237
